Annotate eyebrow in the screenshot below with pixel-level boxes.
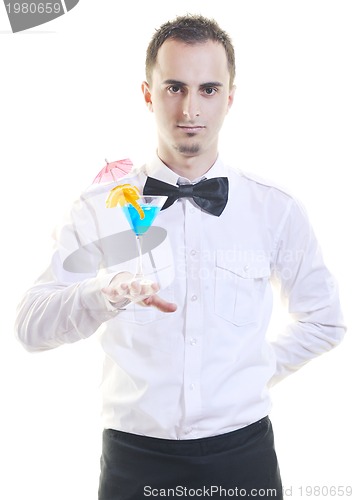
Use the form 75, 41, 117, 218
162, 79, 224, 88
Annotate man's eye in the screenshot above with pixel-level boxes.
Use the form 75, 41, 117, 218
204, 87, 217, 95
168, 86, 182, 93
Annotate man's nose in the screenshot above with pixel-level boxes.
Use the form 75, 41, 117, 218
182, 93, 200, 119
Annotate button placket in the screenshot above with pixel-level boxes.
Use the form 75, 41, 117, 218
182, 202, 203, 426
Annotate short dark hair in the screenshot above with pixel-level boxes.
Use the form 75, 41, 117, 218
145, 14, 235, 88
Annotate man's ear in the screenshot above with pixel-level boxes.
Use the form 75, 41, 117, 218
141, 81, 153, 112
227, 84, 236, 112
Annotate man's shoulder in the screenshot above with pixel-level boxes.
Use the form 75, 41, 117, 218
228, 166, 295, 201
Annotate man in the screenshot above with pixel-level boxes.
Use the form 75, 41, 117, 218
16, 15, 345, 499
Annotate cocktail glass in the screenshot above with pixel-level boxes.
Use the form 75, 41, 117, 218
122, 195, 167, 287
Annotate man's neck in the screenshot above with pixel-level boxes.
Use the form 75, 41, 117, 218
157, 149, 218, 181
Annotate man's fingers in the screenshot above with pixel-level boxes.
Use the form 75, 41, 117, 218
143, 294, 177, 313
129, 280, 159, 299
102, 274, 175, 311
102, 286, 118, 297
102, 278, 161, 304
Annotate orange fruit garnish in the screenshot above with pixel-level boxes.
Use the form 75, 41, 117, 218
106, 184, 145, 219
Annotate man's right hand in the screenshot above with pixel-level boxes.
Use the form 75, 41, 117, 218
101, 272, 177, 313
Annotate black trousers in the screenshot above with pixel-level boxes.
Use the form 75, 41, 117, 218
98, 416, 283, 499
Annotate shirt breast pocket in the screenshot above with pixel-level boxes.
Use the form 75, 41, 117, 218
114, 283, 176, 354
214, 256, 270, 326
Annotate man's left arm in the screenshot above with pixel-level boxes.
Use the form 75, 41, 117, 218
269, 199, 346, 386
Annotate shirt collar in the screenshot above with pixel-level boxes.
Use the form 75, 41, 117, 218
144, 155, 180, 185
144, 153, 227, 186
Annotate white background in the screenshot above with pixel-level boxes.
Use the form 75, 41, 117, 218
0, 1, 353, 499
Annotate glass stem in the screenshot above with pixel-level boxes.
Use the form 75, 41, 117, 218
135, 235, 144, 278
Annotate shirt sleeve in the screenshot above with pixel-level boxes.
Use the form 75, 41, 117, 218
268, 198, 346, 386
15, 191, 128, 352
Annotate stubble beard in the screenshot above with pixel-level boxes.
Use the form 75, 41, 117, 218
177, 144, 200, 155
175, 135, 201, 156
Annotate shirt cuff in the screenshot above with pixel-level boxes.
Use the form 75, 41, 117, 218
80, 273, 131, 314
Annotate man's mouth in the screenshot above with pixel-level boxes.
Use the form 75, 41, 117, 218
177, 125, 205, 134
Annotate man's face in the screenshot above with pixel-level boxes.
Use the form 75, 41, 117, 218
142, 39, 235, 167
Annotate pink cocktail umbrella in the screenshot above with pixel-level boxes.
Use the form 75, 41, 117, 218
92, 158, 133, 184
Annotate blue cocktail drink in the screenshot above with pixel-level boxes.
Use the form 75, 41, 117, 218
120, 194, 167, 282
106, 186, 167, 298
123, 204, 161, 236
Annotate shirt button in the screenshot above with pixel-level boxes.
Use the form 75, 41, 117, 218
190, 338, 197, 346
190, 383, 195, 391
191, 295, 198, 302
243, 264, 249, 272
190, 249, 197, 256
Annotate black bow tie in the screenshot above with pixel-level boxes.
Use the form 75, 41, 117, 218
143, 176, 229, 216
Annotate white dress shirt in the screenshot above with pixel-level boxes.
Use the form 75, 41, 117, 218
15, 155, 346, 439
